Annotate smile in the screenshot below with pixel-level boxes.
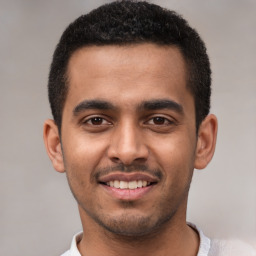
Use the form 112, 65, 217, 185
106, 180, 151, 189
98, 172, 159, 199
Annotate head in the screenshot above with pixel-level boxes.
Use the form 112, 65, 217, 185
44, 1, 217, 238
48, 0, 211, 133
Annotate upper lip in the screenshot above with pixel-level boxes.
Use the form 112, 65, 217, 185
98, 172, 160, 183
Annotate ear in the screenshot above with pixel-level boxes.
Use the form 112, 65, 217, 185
194, 114, 218, 170
43, 119, 65, 173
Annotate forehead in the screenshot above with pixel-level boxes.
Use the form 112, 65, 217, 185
68, 43, 187, 81
65, 43, 192, 112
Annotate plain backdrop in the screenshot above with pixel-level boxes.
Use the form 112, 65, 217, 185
1, 0, 255, 255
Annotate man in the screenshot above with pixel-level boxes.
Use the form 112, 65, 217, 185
43, 1, 255, 256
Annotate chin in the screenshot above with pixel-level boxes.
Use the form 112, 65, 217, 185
91, 210, 176, 238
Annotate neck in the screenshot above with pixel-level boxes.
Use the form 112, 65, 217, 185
77, 206, 199, 256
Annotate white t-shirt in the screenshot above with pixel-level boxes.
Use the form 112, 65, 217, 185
61, 224, 256, 256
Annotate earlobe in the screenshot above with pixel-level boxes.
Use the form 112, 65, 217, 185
43, 119, 65, 173
194, 114, 218, 170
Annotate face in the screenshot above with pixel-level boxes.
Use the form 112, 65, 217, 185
46, 43, 214, 236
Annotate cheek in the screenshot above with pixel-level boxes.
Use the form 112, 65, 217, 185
62, 133, 109, 182
149, 132, 196, 176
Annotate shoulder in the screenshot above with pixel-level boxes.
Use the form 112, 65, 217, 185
209, 239, 256, 256
60, 231, 83, 256
61, 250, 71, 256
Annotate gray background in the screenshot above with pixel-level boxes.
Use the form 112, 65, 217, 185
1, 0, 255, 255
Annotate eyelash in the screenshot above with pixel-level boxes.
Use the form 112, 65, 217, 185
83, 116, 111, 126
146, 116, 173, 126
83, 115, 173, 127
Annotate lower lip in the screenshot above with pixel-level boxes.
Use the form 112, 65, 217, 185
101, 184, 154, 200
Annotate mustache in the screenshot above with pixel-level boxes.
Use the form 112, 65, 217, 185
92, 163, 163, 181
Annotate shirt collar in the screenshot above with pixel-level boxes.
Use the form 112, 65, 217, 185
188, 222, 211, 256
65, 223, 211, 256
67, 231, 83, 256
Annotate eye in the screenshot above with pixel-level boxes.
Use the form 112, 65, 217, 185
84, 116, 111, 126
147, 116, 172, 125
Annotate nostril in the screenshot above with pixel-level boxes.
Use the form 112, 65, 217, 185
111, 157, 121, 163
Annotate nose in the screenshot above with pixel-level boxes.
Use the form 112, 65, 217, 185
107, 120, 149, 165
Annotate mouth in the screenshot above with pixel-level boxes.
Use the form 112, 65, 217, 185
98, 173, 159, 200
101, 180, 156, 190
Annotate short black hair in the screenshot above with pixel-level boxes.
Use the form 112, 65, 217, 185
48, 0, 211, 132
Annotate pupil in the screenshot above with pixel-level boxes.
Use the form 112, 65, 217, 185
154, 117, 165, 124
92, 117, 102, 125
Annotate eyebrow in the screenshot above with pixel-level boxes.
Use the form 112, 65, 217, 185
73, 98, 184, 116
73, 100, 115, 115
139, 99, 184, 114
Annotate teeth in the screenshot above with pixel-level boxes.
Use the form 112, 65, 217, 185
114, 180, 120, 188
120, 181, 128, 189
107, 180, 150, 189
137, 180, 143, 188
128, 181, 137, 189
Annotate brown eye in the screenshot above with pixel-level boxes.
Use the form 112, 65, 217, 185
90, 117, 104, 125
152, 117, 166, 125
144, 116, 175, 133
146, 116, 173, 126
84, 116, 111, 126
81, 116, 112, 133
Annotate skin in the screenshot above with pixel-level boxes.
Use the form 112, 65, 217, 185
44, 43, 217, 256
